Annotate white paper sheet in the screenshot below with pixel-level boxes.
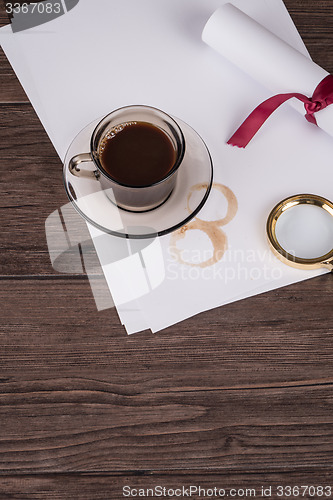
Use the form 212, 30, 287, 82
1, 0, 331, 334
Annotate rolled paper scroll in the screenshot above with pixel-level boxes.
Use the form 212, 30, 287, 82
202, 3, 333, 146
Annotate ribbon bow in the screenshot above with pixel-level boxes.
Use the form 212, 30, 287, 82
227, 74, 333, 148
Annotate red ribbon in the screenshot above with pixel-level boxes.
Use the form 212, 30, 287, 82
227, 74, 333, 148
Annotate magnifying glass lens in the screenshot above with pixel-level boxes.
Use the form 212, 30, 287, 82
267, 194, 333, 270
275, 204, 333, 259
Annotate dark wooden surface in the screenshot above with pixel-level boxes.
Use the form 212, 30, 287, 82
0, 0, 332, 498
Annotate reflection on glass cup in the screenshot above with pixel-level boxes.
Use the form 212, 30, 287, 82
69, 105, 185, 212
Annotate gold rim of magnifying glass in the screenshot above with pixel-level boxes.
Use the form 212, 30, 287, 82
266, 194, 333, 271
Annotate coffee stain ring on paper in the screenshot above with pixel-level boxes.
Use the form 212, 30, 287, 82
170, 183, 238, 268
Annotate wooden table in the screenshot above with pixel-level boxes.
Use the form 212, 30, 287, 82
0, 1, 332, 498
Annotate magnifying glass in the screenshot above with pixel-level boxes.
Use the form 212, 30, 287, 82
267, 194, 333, 271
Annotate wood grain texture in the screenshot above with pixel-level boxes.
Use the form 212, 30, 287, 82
284, 0, 333, 73
0, 375, 332, 473
0, 278, 332, 474
0, 105, 58, 158
0, 472, 333, 499
0, 0, 9, 27
0, 50, 28, 103
0, 278, 332, 389
0, 105, 68, 275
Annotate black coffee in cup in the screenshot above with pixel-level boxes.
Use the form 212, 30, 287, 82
99, 121, 176, 187
69, 105, 185, 212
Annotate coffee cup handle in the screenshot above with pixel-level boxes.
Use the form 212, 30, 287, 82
69, 153, 99, 180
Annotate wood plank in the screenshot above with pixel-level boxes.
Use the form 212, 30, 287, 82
0, 471, 333, 499
0, 278, 332, 390
0, 373, 332, 472
0, 49, 29, 103
0, 104, 58, 158
0, 105, 71, 275
284, 3, 333, 73
278, 0, 333, 74
0, 0, 9, 27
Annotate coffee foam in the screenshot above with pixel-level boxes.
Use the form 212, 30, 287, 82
99, 121, 138, 154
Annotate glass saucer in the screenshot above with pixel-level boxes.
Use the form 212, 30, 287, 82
63, 116, 213, 239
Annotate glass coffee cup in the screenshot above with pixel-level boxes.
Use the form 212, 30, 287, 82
69, 105, 185, 212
